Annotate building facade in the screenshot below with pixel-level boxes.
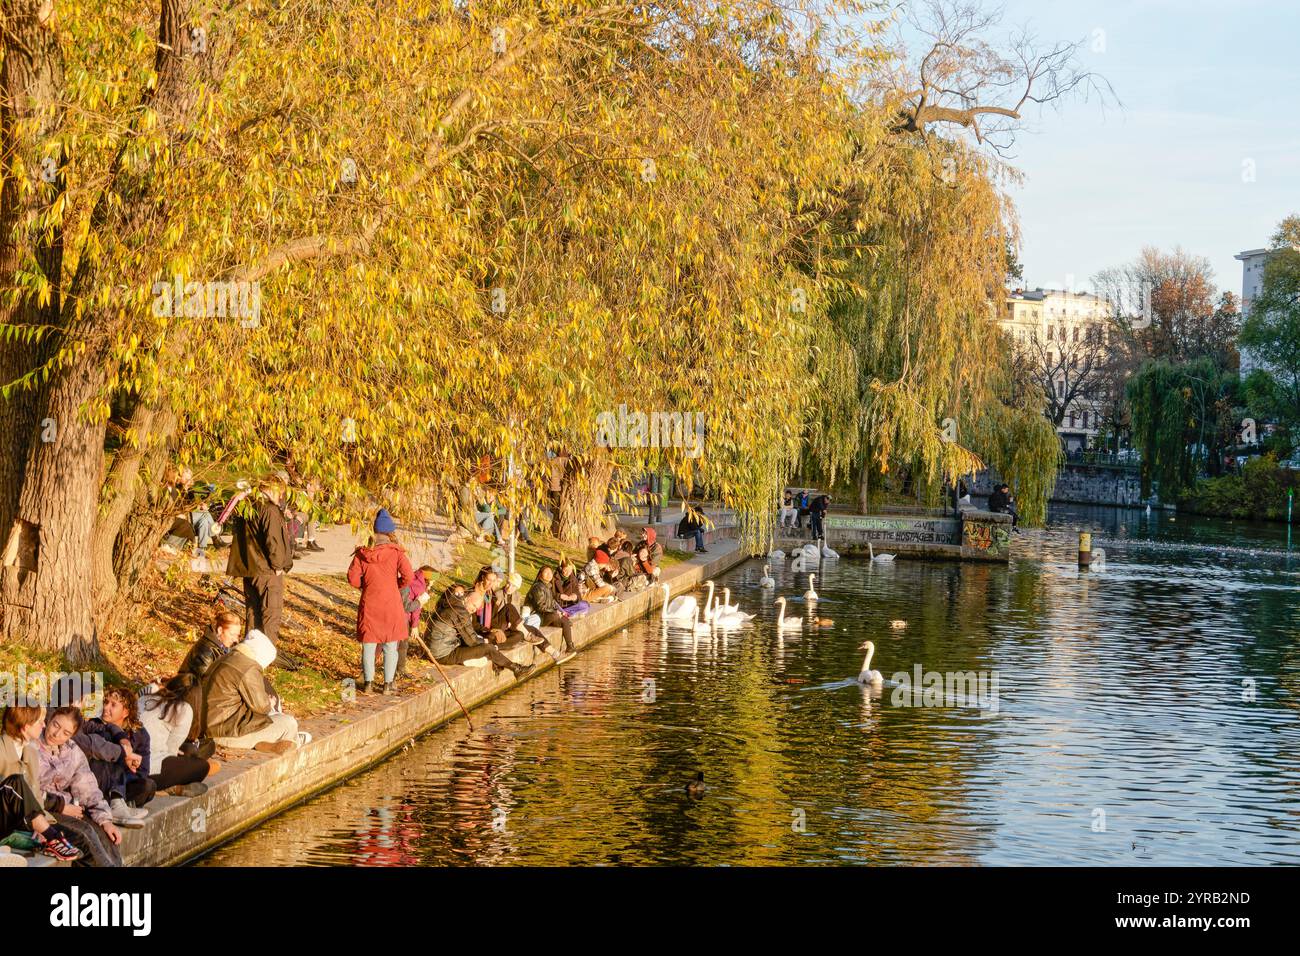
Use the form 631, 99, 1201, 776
1236, 247, 1272, 379
1000, 288, 1114, 453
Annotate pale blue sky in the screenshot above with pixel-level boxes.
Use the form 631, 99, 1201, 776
909, 0, 1300, 299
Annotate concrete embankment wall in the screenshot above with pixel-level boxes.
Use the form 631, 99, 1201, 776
119, 541, 750, 866
779, 511, 1012, 562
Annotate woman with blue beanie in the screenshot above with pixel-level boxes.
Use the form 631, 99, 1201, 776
346, 508, 413, 694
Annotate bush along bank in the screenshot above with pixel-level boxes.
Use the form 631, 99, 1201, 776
1177, 455, 1300, 522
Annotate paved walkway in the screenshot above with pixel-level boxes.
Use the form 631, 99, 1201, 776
187, 515, 461, 576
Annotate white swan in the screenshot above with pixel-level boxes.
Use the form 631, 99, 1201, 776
701, 580, 724, 621
868, 542, 895, 563
804, 573, 818, 601
759, 564, 775, 588
800, 542, 821, 561
660, 583, 697, 622
856, 641, 883, 687
819, 537, 839, 559
791, 553, 809, 573
769, 548, 786, 560
689, 605, 713, 637
717, 587, 754, 621
774, 596, 803, 631
713, 605, 751, 629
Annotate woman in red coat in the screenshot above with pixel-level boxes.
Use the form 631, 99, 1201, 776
346, 508, 413, 695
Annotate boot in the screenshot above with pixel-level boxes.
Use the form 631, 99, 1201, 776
510, 661, 535, 680
360, 680, 374, 694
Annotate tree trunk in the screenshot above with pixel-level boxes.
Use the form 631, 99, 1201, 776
550, 452, 615, 545
92, 403, 177, 611
0, 0, 66, 540
856, 451, 872, 515
1, 352, 109, 663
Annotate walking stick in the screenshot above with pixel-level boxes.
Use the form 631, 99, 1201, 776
411, 631, 474, 732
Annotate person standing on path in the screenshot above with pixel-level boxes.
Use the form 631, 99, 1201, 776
347, 509, 414, 695
225, 472, 295, 644
809, 493, 829, 540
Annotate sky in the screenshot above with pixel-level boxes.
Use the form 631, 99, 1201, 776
900, 0, 1300, 299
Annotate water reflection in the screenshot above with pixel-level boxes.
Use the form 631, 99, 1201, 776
200, 511, 1300, 866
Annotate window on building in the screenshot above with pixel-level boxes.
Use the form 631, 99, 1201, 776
1082, 411, 1089, 428
1069, 412, 1076, 427
1047, 325, 1054, 340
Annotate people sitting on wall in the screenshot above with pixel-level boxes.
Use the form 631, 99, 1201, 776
630, 544, 659, 588
779, 488, 795, 529
554, 557, 589, 615
677, 505, 708, 554
581, 550, 620, 601
988, 483, 1020, 529
606, 531, 637, 578
136, 682, 218, 796
526, 566, 577, 659
424, 584, 535, 679
79, 688, 153, 826
634, 526, 663, 566
37, 707, 124, 866
474, 567, 551, 652
1, 705, 84, 863
201, 630, 306, 754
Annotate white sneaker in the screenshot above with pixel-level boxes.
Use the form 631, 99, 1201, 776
110, 798, 149, 822
295, 731, 313, 747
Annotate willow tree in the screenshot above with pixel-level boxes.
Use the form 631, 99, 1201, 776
1, 0, 881, 657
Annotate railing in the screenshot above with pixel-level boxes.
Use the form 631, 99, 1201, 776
1062, 451, 1140, 471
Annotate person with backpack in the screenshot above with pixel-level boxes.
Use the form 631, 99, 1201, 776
346, 509, 413, 695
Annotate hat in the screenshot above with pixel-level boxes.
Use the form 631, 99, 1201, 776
235, 630, 278, 670
374, 508, 397, 534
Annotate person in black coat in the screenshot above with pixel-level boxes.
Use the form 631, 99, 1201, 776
225, 475, 294, 642
677, 505, 707, 554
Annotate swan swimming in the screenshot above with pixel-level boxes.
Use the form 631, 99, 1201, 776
769, 548, 786, 560
774, 596, 803, 631
717, 587, 754, 621
868, 542, 895, 563
856, 640, 884, 687
759, 564, 775, 588
804, 573, 818, 601
688, 605, 713, 637
660, 583, 697, 622
819, 537, 840, 559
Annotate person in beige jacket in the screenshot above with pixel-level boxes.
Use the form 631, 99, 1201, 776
201, 630, 302, 754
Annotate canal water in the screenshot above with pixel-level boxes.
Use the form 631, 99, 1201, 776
199, 507, 1300, 866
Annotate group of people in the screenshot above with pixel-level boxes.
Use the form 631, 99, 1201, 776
779, 489, 831, 538
345, 508, 674, 690
163, 469, 323, 566
1, 602, 309, 866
